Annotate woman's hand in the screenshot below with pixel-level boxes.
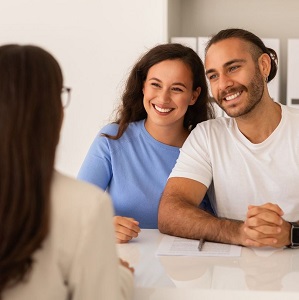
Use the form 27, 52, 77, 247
119, 258, 134, 274
113, 216, 141, 243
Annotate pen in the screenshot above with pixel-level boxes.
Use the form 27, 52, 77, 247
198, 238, 205, 251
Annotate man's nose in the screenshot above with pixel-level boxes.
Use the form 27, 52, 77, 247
218, 73, 234, 92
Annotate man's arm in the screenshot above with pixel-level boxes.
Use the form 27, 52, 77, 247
158, 177, 250, 246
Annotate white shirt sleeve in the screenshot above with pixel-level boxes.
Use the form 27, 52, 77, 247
170, 124, 213, 188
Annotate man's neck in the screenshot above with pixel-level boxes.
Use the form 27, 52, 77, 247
235, 99, 282, 144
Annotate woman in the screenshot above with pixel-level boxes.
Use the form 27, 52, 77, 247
78, 43, 214, 243
0, 44, 133, 299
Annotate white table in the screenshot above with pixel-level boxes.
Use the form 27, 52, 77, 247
117, 229, 299, 300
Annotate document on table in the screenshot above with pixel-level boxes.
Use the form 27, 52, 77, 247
156, 235, 242, 257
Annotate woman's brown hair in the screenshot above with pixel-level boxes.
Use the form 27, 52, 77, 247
0, 45, 63, 292
105, 43, 214, 139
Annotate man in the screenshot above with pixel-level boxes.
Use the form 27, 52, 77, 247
158, 28, 299, 248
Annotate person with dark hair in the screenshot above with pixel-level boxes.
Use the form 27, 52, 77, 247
0, 44, 133, 299
158, 28, 299, 249
78, 43, 214, 243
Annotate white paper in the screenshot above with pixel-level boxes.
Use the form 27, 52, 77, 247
156, 235, 242, 257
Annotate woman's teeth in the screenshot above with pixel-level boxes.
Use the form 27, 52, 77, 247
154, 105, 172, 113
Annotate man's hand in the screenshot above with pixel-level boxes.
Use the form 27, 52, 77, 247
113, 216, 141, 243
243, 203, 291, 248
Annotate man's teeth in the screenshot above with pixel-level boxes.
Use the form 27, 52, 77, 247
225, 92, 241, 101
154, 105, 172, 113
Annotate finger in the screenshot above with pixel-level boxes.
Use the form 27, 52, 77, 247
249, 224, 281, 235
116, 231, 134, 243
115, 224, 140, 240
248, 203, 284, 216
246, 213, 283, 227
115, 223, 140, 238
243, 237, 278, 248
244, 226, 278, 243
243, 238, 265, 248
119, 258, 135, 273
114, 216, 141, 234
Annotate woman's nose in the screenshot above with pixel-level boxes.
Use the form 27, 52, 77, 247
158, 89, 171, 103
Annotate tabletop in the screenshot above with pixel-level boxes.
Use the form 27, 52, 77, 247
117, 229, 299, 300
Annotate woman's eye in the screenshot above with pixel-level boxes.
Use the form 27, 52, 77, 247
151, 82, 161, 88
172, 87, 183, 92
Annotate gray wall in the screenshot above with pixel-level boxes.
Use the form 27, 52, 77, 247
169, 0, 299, 104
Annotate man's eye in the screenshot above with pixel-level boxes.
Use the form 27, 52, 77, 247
229, 66, 239, 72
208, 74, 217, 80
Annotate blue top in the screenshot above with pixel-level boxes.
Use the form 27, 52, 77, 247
78, 120, 212, 228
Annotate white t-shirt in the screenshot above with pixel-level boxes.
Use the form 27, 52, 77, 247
3, 171, 133, 300
170, 104, 299, 221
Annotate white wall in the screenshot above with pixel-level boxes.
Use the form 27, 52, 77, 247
0, 0, 167, 176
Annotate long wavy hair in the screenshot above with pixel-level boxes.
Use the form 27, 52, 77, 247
205, 28, 278, 83
105, 43, 214, 139
0, 45, 63, 293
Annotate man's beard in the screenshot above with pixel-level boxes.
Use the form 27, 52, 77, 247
216, 69, 265, 118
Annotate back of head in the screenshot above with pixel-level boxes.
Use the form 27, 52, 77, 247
112, 43, 213, 139
205, 28, 278, 83
0, 44, 63, 291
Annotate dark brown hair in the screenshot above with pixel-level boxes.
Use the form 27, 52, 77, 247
205, 28, 278, 83
0, 45, 63, 292
105, 43, 214, 139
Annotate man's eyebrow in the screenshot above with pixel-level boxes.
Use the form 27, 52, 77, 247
205, 59, 247, 76
224, 59, 246, 67
205, 69, 216, 76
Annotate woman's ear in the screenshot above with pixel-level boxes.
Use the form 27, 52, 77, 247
190, 87, 201, 105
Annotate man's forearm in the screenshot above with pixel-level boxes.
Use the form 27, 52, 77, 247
158, 193, 245, 246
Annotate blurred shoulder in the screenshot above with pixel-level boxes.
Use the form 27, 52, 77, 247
51, 171, 111, 213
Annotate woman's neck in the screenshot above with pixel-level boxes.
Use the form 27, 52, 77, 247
144, 119, 189, 147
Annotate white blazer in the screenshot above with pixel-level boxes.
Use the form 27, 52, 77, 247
3, 171, 133, 300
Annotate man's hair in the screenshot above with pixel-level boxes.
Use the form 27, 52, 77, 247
205, 28, 278, 83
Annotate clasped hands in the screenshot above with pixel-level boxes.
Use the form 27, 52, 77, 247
242, 203, 291, 248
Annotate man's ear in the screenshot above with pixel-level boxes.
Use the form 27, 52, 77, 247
258, 53, 271, 81
190, 87, 201, 105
